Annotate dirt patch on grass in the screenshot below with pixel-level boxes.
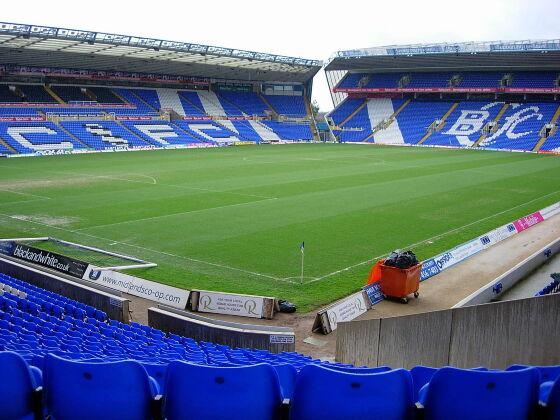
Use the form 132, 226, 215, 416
0, 176, 102, 191
11, 214, 80, 226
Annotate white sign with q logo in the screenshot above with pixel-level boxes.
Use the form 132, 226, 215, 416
197, 291, 264, 318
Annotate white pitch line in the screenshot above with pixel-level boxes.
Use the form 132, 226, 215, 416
302, 190, 560, 285
0, 188, 51, 200
76, 173, 159, 185
48, 169, 275, 200
74, 197, 278, 232
0, 211, 297, 284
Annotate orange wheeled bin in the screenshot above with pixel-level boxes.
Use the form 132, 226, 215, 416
378, 260, 421, 303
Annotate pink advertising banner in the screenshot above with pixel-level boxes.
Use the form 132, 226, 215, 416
513, 212, 545, 233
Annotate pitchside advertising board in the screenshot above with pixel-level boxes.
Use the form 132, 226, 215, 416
196, 291, 264, 319
326, 292, 368, 330
82, 266, 190, 310
420, 201, 560, 281
0, 241, 89, 278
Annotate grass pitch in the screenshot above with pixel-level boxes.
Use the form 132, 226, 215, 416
0, 144, 559, 312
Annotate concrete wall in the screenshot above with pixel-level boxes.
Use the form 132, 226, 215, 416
455, 238, 560, 307
148, 305, 295, 353
0, 256, 130, 322
378, 309, 453, 369
337, 293, 560, 369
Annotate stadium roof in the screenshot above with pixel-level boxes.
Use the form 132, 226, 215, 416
325, 39, 560, 72
0, 22, 322, 83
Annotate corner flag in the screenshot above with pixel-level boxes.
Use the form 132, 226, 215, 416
300, 242, 305, 284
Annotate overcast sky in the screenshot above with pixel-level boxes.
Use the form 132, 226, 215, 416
3, 0, 559, 111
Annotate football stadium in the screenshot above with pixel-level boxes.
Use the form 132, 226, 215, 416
0, 14, 559, 420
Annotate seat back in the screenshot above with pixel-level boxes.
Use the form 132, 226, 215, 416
547, 378, 560, 419
290, 364, 414, 420
326, 365, 392, 374
141, 362, 168, 394
411, 366, 438, 402
272, 363, 297, 400
508, 364, 560, 384
44, 354, 154, 420
164, 361, 282, 420
0, 351, 38, 420
423, 366, 539, 420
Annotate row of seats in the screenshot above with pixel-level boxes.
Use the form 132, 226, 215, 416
536, 274, 560, 296
0, 119, 316, 154
0, 85, 309, 119
2, 272, 560, 418
337, 71, 560, 89
331, 98, 560, 152
2, 351, 560, 420
0, 272, 343, 371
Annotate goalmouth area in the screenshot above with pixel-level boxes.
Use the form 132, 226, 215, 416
0, 143, 559, 312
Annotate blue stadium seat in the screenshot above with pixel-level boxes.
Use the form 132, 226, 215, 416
163, 361, 283, 420
44, 354, 158, 420
0, 351, 42, 420
141, 362, 168, 394
545, 378, 560, 419
410, 365, 438, 401
290, 364, 414, 420
326, 365, 392, 374
272, 363, 297, 400
507, 364, 560, 384
264, 95, 307, 117
422, 366, 540, 420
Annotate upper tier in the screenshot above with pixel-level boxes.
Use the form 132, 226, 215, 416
0, 85, 309, 119
335, 71, 560, 92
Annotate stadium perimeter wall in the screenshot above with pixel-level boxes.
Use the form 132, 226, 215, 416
0, 255, 130, 322
454, 237, 560, 307
148, 305, 295, 353
336, 293, 560, 369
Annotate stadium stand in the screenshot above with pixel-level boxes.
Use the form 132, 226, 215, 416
0, 122, 87, 154
20, 85, 59, 103
328, 97, 560, 152
334, 71, 560, 90
263, 95, 307, 117
60, 121, 150, 149
261, 121, 313, 141
50, 85, 90, 103
407, 72, 453, 88
457, 72, 503, 88
510, 72, 559, 89
174, 120, 241, 143
328, 98, 365, 126
366, 73, 404, 88
1, 269, 559, 418
121, 121, 208, 147
0, 83, 314, 156
393, 100, 452, 144
217, 91, 270, 116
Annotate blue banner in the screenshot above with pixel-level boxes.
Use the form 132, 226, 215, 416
420, 258, 441, 281
363, 282, 384, 305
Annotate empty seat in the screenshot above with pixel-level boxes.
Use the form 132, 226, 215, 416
44, 354, 157, 420
422, 366, 539, 420
163, 361, 283, 420
290, 364, 414, 420
272, 363, 297, 401
507, 364, 560, 384
0, 351, 42, 420
141, 362, 167, 394
326, 365, 392, 374
546, 377, 560, 419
